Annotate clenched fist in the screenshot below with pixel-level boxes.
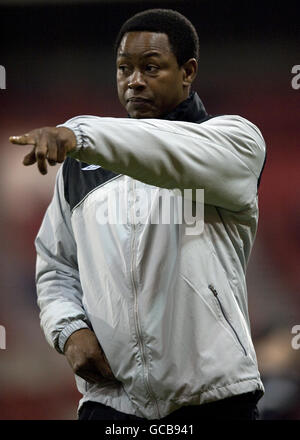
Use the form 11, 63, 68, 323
9, 126, 77, 175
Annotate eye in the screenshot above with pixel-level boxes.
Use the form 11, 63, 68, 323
145, 65, 159, 73
118, 65, 130, 74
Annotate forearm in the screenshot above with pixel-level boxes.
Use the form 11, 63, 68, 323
36, 247, 90, 353
35, 165, 90, 353
62, 115, 265, 211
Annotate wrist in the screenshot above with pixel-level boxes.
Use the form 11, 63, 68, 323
57, 126, 77, 153
57, 320, 90, 354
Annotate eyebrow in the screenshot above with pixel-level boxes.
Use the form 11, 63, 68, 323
117, 50, 163, 59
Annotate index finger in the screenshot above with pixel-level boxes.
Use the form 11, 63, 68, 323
9, 133, 36, 145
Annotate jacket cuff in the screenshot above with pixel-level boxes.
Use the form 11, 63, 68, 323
57, 320, 90, 354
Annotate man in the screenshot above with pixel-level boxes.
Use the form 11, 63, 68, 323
10, 9, 266, 420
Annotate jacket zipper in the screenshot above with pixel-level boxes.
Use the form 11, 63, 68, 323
129, 180, 161, 418
208, 284, 247, 356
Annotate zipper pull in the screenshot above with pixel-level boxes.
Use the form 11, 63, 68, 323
208, 284, 218, 296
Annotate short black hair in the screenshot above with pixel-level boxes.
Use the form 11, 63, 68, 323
115, 9, 199, 66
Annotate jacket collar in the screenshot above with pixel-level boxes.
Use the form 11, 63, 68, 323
163, 91, 208, 123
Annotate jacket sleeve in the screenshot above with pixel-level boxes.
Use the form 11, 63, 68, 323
35, 165, 90, 354
59, 114, 266, 212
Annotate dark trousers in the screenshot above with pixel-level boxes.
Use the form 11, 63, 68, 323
78, 391, 260, 421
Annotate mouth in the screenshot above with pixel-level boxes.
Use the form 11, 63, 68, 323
126, 97, 153, 113
127, 97, 152, 104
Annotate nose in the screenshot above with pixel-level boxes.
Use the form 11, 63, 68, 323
128, 70, 146, 89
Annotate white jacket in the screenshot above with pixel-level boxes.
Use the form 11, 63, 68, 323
35, 93, 266, 419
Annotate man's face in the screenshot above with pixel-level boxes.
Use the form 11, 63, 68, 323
116, 31, 187, 119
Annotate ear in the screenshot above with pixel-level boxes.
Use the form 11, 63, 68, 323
181, 58, 198, 87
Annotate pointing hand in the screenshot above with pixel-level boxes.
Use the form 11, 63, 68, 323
9, 126, 77, 175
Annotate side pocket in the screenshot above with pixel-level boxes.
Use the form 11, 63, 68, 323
208, 284, 247, 356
